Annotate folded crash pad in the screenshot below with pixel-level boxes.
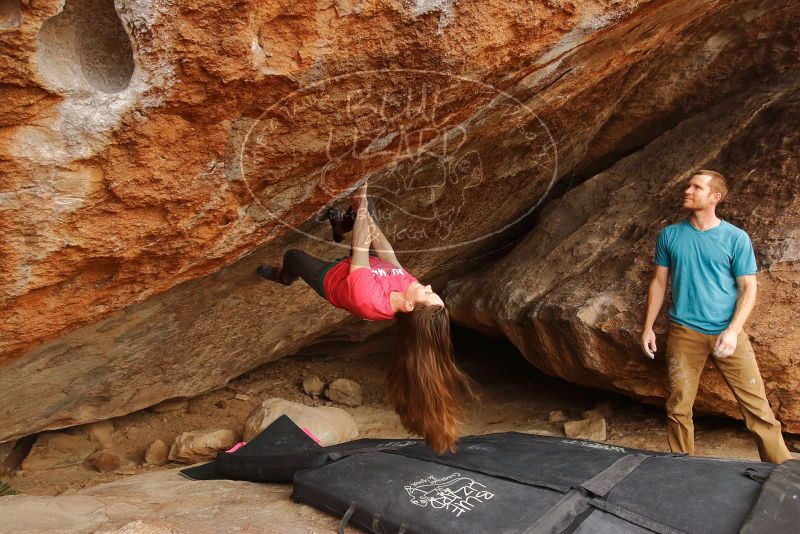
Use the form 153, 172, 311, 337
179, 414, 321, 481
179, 415, 421, 483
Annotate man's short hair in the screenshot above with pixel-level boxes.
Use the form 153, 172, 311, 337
694, 169, 728, 203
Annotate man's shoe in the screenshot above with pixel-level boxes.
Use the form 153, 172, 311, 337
256, 265, 288, 285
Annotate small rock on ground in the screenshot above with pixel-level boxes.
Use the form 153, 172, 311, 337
325, 378, 362, 407
144, 439, 169, 466
168, 429, 239, 463
91, 451, 121, 473
548, 410, 568, 424
244, 398, 358, 446
564, 419, 607, 441
302, 375, 325, 397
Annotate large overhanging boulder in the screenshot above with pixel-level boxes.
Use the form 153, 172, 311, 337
444, 71, 800, 432
1, 0, 799, 441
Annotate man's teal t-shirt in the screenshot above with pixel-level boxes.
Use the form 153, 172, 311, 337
653, 219, 758, 335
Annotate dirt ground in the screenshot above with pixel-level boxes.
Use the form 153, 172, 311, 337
4, 325, 797, 496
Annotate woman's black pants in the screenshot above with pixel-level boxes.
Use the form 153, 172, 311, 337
278, 249, 337, 299
279, 248, 378, 299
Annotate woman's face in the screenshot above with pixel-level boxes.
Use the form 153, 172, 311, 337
404, 281, 445, 309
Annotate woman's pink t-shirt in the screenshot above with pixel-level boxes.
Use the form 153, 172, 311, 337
322, 256, 418, 321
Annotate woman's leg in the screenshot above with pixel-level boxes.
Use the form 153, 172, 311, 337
258, 249, 333, 298
277, 249, 332, 299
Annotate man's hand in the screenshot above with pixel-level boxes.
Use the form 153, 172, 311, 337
641, 328, 657, 359
713, 329, 738, 358
642, 266, 667, 360
351, 181, 368, 210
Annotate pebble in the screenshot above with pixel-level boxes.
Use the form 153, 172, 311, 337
325, 378, 362, 407
548, 410, 568, 424
303, 375, 325, 397
168, 429, 239, 464
144, 439, 169, 466
91, 450, 121, 473
563, 418, 607, 441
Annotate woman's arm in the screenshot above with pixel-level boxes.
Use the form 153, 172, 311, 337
350, 185, 374, 274
366, 213, 402, 268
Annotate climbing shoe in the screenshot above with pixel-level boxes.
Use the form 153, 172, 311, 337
256, 265, 290, 285
327, 206, 355, 243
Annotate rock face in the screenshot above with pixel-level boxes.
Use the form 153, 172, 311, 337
0, 468, 344, 533
444, 73, 800, 432
1, 0, 799, 442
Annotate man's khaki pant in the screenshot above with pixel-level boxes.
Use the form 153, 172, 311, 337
665, 321, 791, 464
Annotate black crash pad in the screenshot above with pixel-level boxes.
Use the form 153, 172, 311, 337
180, 416, 800, 534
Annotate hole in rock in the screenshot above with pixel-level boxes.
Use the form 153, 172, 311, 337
0, 0, 21, 29
37, 0, 134, 93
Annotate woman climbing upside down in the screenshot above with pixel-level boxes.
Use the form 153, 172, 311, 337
256, 181, 477, 454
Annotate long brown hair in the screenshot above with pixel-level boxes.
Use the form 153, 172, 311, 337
386, 303, 478, 454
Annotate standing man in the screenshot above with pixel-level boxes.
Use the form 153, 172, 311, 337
641, 170, 791, 464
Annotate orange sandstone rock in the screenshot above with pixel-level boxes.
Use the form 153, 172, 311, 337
1, 0, 798, 441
